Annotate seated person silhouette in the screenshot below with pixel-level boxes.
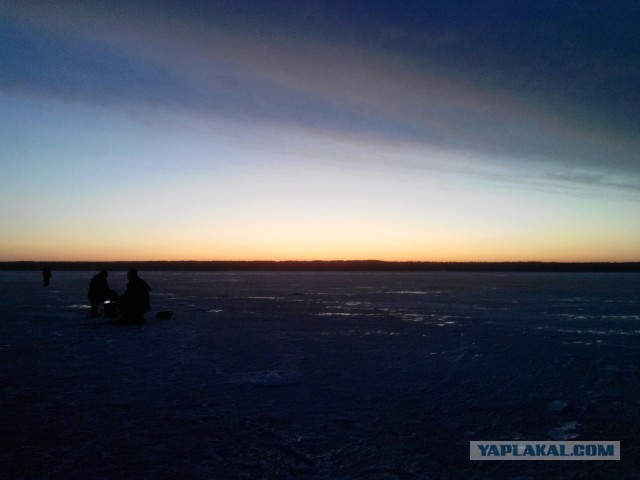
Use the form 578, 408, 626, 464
118, 269, 151, 323
88, 271, 118, 317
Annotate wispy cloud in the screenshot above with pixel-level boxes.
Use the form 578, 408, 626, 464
3, 2, 639, 191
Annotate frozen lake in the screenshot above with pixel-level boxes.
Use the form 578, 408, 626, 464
1, 271, 640, 479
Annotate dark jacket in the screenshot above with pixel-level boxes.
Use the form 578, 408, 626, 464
88, 273, 117, 304
122, 277, 152, 314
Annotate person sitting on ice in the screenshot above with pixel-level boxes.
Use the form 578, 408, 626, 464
87, 270, 118, 317
118, 269, 151, 323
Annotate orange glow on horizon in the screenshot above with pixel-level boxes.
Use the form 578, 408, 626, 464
2, 205, 639, 263
3, 241, 638, 264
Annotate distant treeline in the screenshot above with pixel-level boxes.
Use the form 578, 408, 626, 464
1, 261, 640, 272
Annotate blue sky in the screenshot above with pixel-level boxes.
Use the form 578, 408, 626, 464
1, 1, 639, 261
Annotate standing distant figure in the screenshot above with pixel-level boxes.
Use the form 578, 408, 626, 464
42, 266, 52, 286
88, 270, 118, 317
118, 270, 151, 323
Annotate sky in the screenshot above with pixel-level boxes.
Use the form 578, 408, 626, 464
2, 0, 639, 262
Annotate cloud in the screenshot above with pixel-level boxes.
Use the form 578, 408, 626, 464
2, 2, 639, 191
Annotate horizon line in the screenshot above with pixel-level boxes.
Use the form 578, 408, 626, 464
2, 260, 639, 272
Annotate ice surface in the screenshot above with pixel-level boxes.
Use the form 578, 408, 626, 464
547, 400, 570, 413
548, 421, 581, 440
1, 271, 640, 479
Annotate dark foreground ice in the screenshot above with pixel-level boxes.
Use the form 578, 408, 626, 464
1, 271, 640, 479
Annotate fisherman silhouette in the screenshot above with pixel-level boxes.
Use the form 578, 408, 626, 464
42, 266, 51, 286
118, 269, 151, 323
87, 271, 118, 317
